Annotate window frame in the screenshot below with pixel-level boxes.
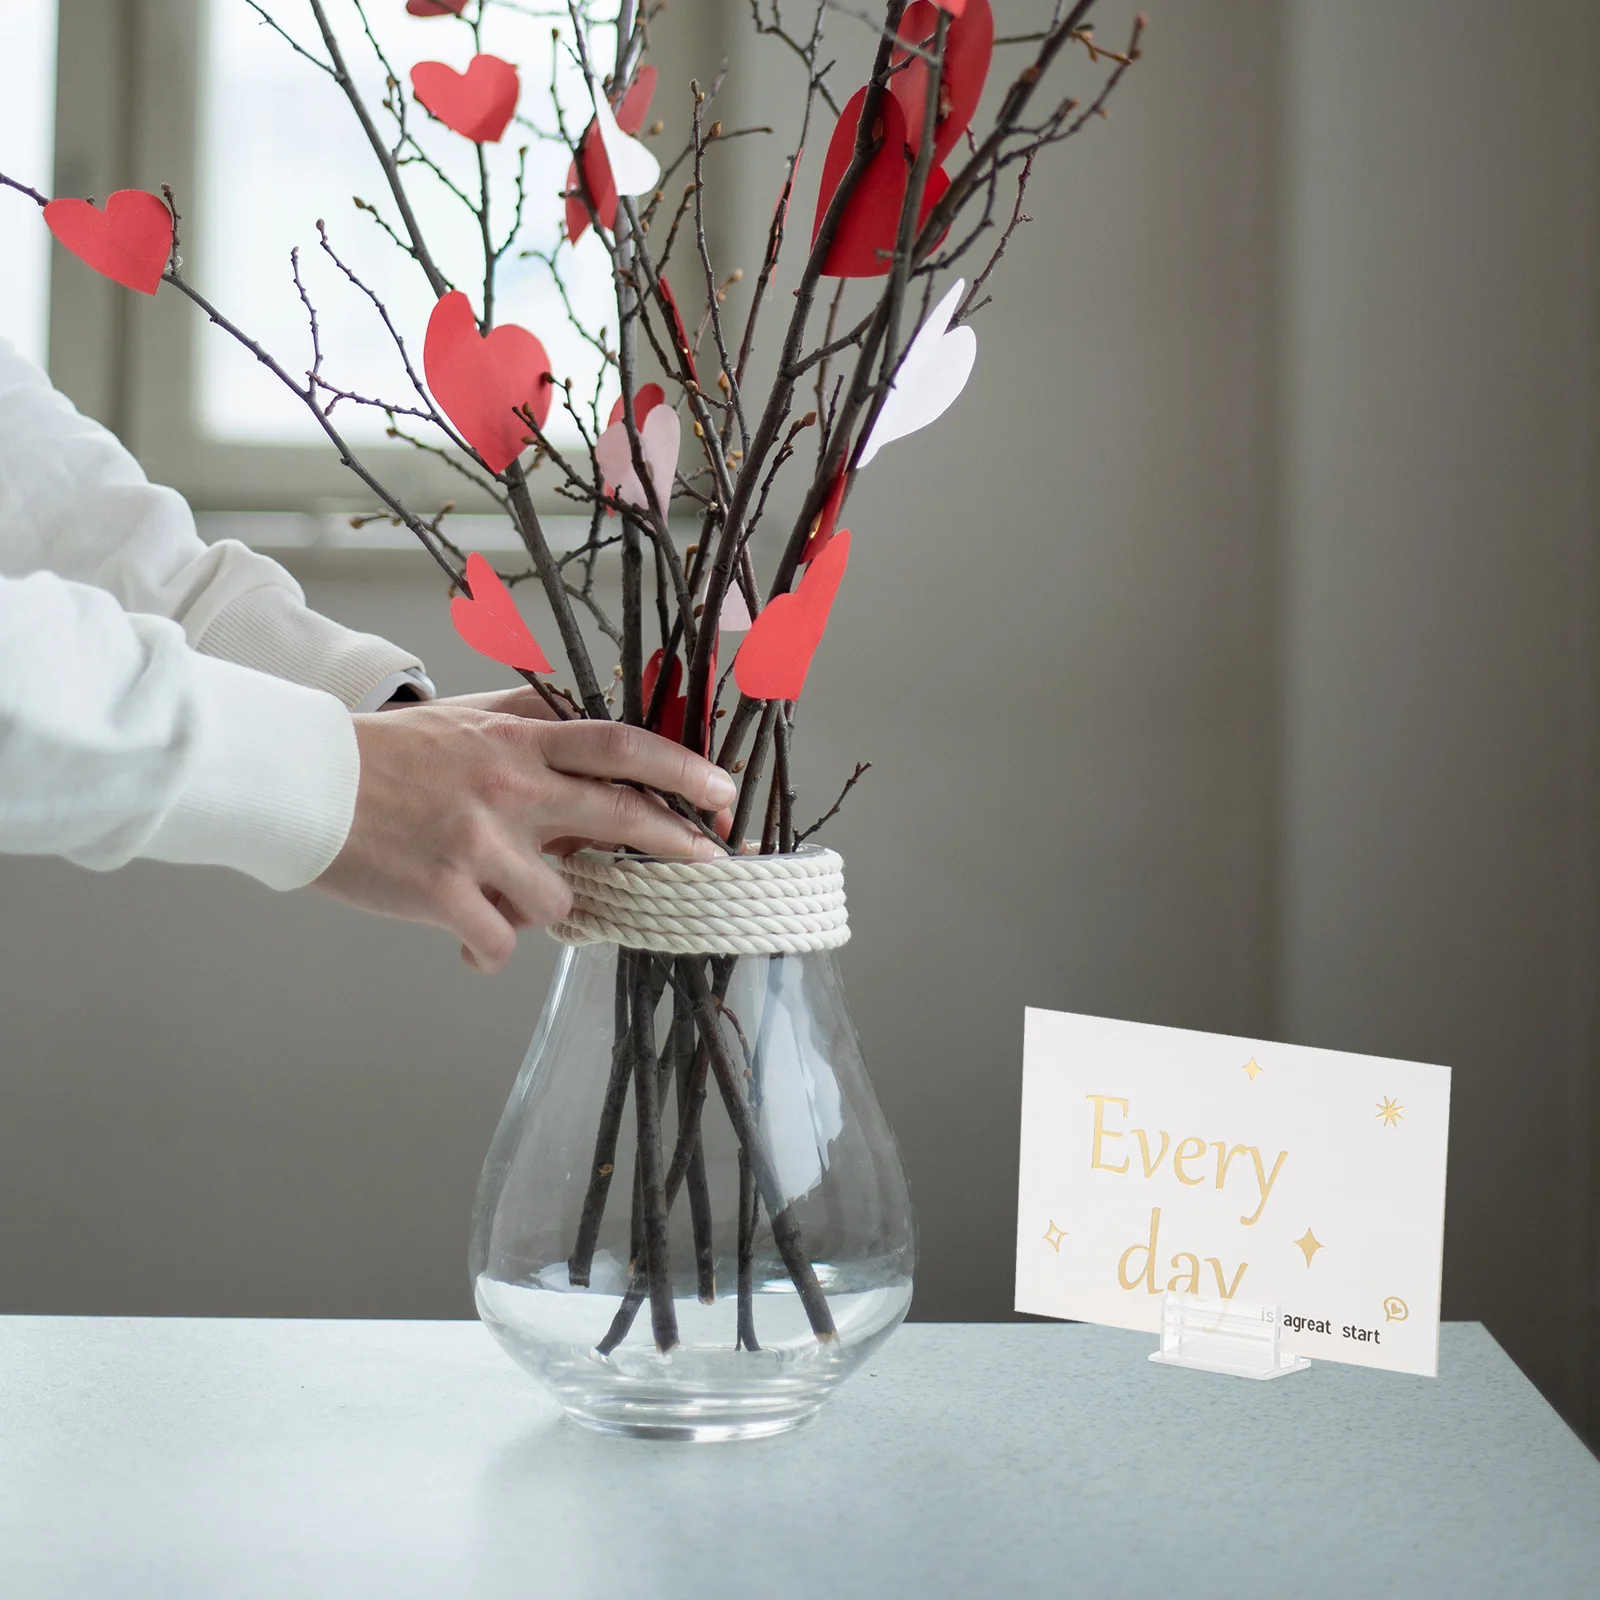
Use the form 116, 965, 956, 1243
48, 0, 730, 529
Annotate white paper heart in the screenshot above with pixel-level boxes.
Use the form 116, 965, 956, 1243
719, 586, 754, 634
595, 402, 680, 513
856, 277, 977, 470
592, 79, 661, 198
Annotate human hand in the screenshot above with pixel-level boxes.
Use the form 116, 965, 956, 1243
314, 705, 736, 973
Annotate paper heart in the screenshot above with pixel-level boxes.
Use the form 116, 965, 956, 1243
595, 402, 680, 513
406, 0, 467, 14
565, 67, 657, 242
734, 530, 851, 702
719, 586, 753, 634
606, 382, 664, 431
800, 470, 850, 564
642, 645, 715, 751
410, 55, 519, 143
43, 190, 171, 296
598, 384, 664, 508
856, 277, 975, 469
423, 291, 552, 474
591, 75, 660, 199
889, 0, 993, 164
451, 551, 552, 673
657, 274, 698, 381
812, 88, 950, 278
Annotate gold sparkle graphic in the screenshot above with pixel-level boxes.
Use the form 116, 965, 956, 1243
1042, 1221, 1066, 1252
1376, 1096, 1404, 1127
1241, 1057, 1263, 1082
1294, 1228, 1323, 1267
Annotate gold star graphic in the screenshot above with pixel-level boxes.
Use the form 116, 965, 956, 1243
1294, 1228, 1323, 1267
1241, 1057, 1263, 1081
1042, 1220, 1066, 1253
1376, 1096, 1404, 1127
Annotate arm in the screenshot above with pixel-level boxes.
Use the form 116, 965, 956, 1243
0, 336, 429, 710
0, 568, 357, 888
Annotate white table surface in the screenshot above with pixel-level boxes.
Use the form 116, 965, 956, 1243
1, 1317, 1596, 1598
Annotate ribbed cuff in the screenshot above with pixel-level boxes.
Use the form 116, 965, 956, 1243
140, 655, 360, 890
196, 584, 428, 711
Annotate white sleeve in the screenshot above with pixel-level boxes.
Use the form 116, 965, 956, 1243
0, 569, 358, 889
0, 336, 432, 709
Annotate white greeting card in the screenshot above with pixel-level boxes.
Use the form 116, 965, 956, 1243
1014, 1008, 1451, 1376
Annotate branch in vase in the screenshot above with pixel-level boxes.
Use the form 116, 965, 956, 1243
795, 761, 871, 845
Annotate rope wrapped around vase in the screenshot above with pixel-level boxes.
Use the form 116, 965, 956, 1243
549, 845, 849, 956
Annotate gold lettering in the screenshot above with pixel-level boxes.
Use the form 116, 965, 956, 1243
1118, 1207, 1161, 1293
1212, 1142, 1252, 1190
1167, 1252, 1201, 1293
1241, 1148, 1288, 1226
1206, 1257, 1249, 1298
1135, 1127, 1171, 1178
1173, 1135, 1207, 1186
1087, 1095, 1130, 1174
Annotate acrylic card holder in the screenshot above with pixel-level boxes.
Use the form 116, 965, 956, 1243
1148, 1291, 1312, 1381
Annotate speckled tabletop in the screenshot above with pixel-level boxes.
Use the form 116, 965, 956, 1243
0, 1317, 1595, 1598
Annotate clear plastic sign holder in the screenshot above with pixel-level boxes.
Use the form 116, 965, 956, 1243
1148, 1291, 1312, 1380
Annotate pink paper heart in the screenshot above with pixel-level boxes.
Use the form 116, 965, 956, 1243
595, 403, 679, 514
423, 291, 553, 475
410, 55, 519, 143
43, 190, 171, 296
734, 530, 851, 702
451, 551, 552, 673
406, 0, 468, 15
719, 586, 753, 634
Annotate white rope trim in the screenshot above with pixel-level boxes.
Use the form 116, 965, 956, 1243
550, 846, 849, 955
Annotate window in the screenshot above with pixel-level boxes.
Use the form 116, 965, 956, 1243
0, 0, 58, 367
44, 0, 720, 536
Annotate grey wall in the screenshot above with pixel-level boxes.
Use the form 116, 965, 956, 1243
2, 0, 1596, 1444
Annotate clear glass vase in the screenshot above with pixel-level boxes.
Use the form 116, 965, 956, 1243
470, 929, 916, 1441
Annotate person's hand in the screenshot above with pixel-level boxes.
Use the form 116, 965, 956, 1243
314, 704, 736, 973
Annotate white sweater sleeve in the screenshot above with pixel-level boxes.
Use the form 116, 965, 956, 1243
0, 336, 430, 888
0, 336, 429, 708
0, 569, 358, 887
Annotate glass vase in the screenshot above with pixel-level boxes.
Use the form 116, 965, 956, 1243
470, 858, 915, 1441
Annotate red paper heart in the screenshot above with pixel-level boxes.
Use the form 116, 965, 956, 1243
657, 273, 698, 381
812, 89, 949, 278
43, 190, 171, 296
643, 644, 716, 751
890, 0, 993, 164
451, 551, 552, 673
410, 55, 519, 143
734, 530, 851, 702
606, 382, 665, 430
800, 470, 850, 565
565, 67, 658, 242
406, 0, 467, 14
424, 291, 552, 474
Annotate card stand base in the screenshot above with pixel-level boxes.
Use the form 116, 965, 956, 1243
1147, 1291, 1312, 1381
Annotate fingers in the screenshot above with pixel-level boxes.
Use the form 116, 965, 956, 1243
538, 721, 737, 811
447, 886, 520, 975
540, 772, 721, 861
487, 854, 575, 929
